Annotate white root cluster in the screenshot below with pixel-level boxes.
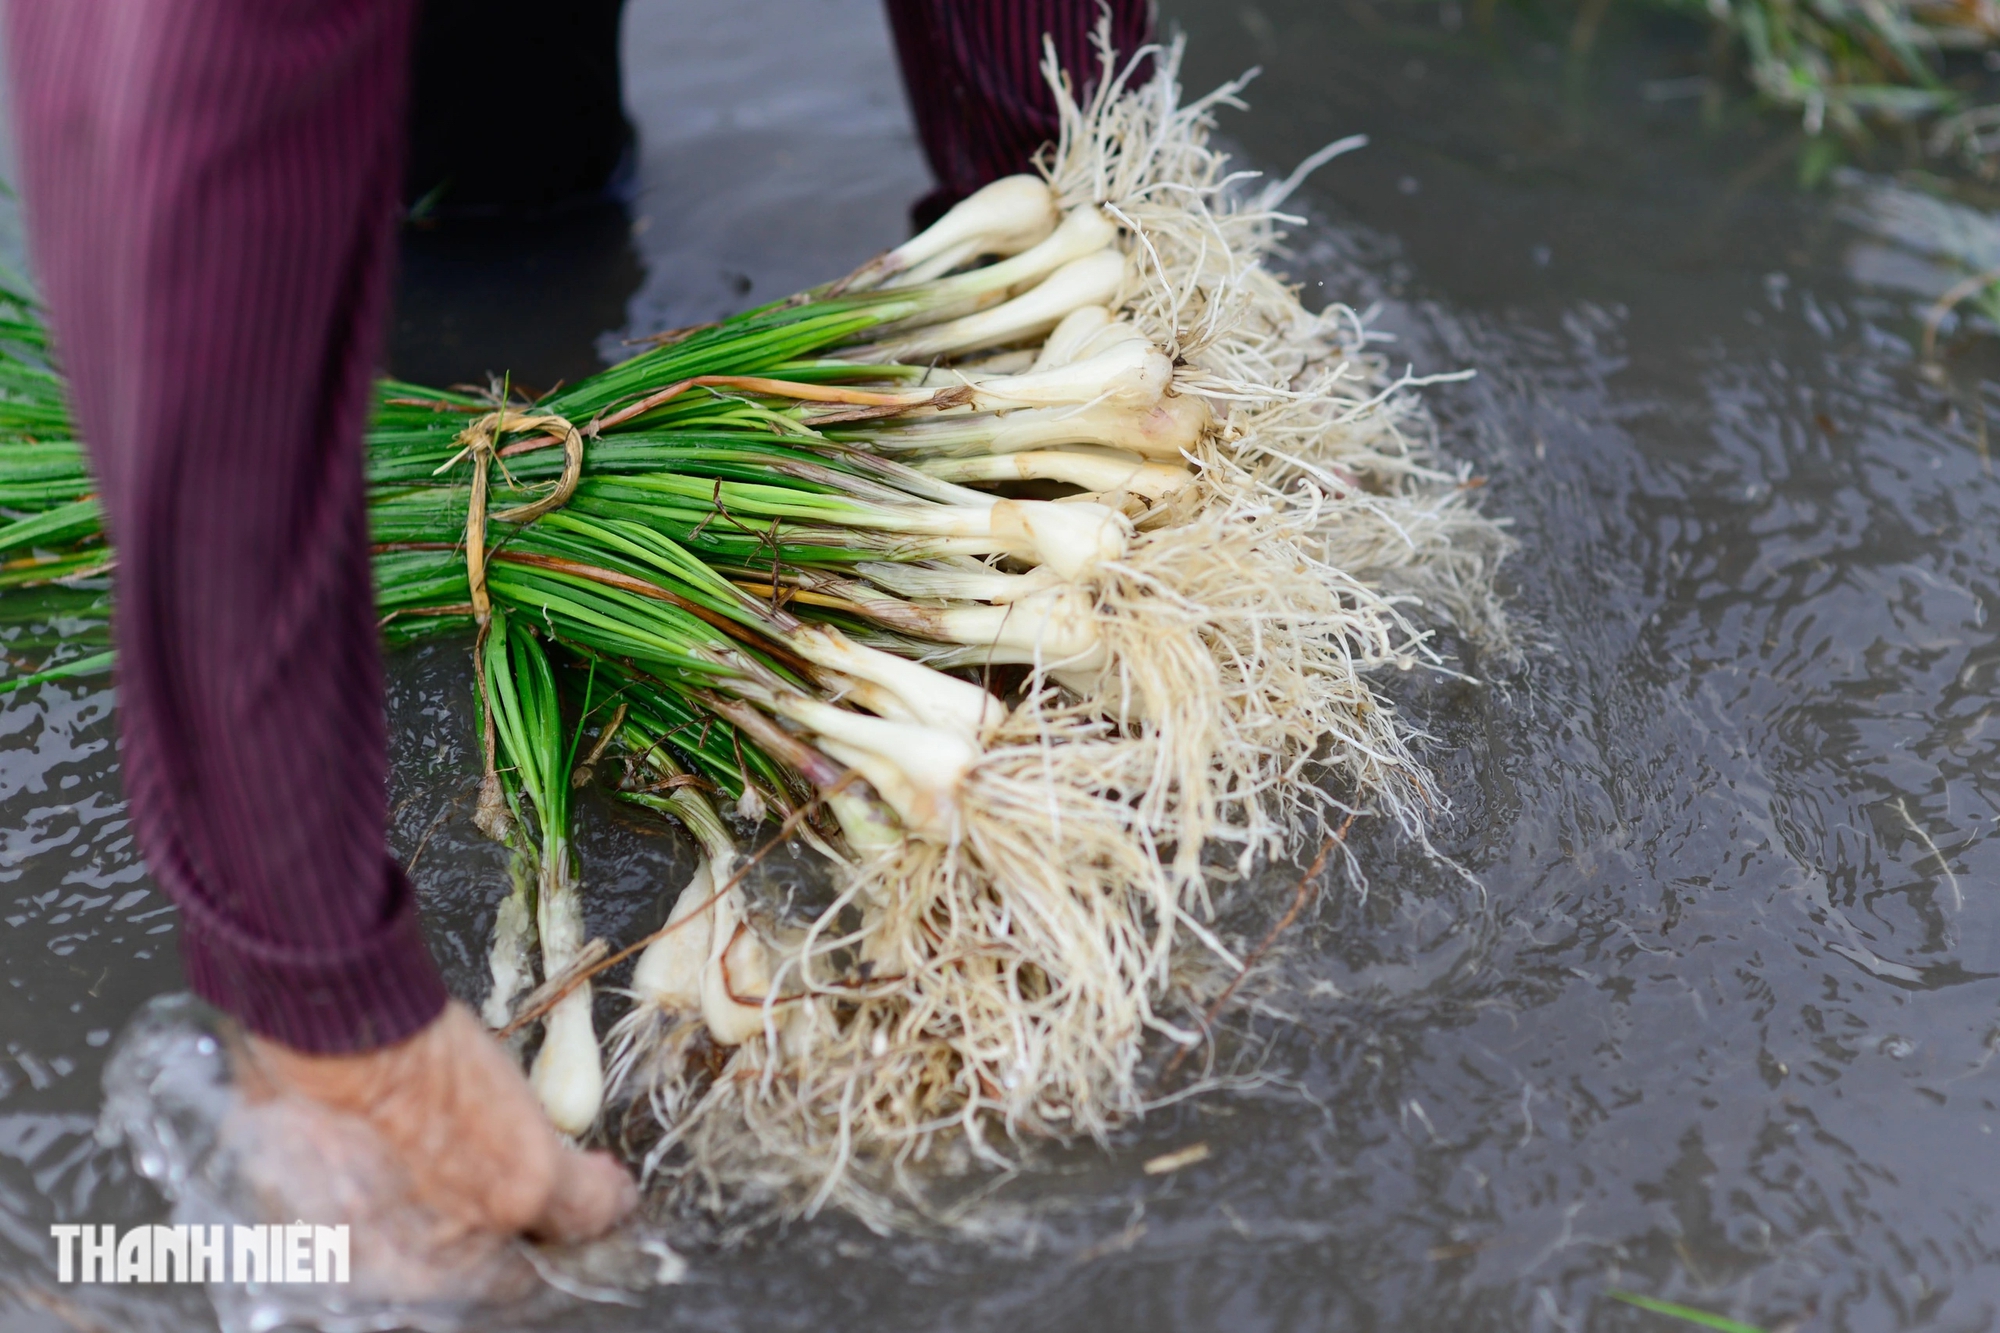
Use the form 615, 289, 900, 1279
593, 29, 1510, 1225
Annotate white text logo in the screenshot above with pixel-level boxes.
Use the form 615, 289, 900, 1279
49, 1224, 350, 1284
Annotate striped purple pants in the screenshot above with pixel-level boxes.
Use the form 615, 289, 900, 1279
3, 0, 1154, 1054
887, 0, 1156, 227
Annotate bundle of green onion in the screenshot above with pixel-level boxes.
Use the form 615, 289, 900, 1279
0, 32, 1507, 1220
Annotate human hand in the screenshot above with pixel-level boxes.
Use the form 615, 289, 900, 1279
241, 1000, 637, 1246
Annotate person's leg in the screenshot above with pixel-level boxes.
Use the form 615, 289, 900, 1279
883, 0, 1157, 229
7, 0, 638, 1259
5, 0, 446, 1053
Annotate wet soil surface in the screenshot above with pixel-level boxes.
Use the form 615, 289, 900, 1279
6, 1, 2000, 1330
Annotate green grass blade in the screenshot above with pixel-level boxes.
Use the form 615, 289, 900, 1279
1607, 1291, 1769, 1333
0, 648, 113, 696
0, 498, 103, 556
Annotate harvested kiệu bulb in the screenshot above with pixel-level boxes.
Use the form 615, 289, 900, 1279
841, 206, 1124, 361
531, 859, 602, 1137
481, 852, 537, 1033
697, 891, 776, 1048
912, 446, 1194, 501
1025, 311, 1158, 377
921, 204, 1118, 302
860, 250, 1127, 363
843, 392, 1214, 462
851, 557, 1070, 604
785, 622, 1005, 739
479, 612, 604, 1138
768, 694, 979, 843
622, 738, 739, 1013
630, 858, 716, 1016
825, 336, 1198, 489
597, 696, 846, 1107
1030, 304, 1115, 369
950, 337, 1171, 409
601, 681, 842, 1119
755, 569, 1108, 671
602, 780, 729, 1127
837, 174, 1059, 293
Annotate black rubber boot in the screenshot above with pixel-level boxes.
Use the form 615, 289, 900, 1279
404, 0, 635, 218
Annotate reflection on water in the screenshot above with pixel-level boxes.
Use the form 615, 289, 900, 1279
6, 0, 2000, 1329
1840, 171, 2000, 306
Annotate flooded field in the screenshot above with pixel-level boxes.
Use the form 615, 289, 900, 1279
5, 1, 2000, 1329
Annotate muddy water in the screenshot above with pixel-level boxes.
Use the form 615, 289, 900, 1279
5, 1, 2000, 1329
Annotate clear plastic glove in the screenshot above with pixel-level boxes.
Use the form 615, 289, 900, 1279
104, 995, 660, 1332
241, 1000, 635, 1246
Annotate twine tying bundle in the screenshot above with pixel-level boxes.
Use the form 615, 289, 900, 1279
442, 408, 587, 840
442, 409, 586, 624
